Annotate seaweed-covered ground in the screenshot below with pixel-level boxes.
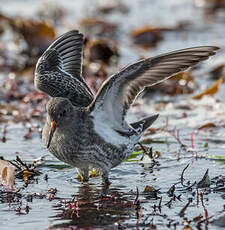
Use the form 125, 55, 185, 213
0, 0, 225, 229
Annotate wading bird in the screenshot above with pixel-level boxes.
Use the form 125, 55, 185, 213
35, 30, 218, 185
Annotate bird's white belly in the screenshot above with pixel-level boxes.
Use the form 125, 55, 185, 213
93, 116, 133, 147
95, 123, 129, 146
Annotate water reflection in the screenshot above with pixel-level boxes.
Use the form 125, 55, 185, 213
49, 183, 135, 229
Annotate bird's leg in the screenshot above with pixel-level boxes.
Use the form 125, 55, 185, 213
101, 169, 111, 186
77, 167, 89, 182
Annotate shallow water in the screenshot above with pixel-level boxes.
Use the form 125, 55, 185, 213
1, 0, 225, 229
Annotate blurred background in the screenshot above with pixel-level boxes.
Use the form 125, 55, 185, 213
1, 0, 225, 124
0, 0, 225, 102
1, 1, 225, 229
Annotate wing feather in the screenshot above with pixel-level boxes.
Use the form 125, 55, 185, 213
47, 30, 84, 80
90, 46, 219, 131
35, 30, 94, 106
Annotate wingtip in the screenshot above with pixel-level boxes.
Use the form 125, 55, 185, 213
208, 46, 220, 53
154, 113, 159, 119
213, 46, 220, 50
47, 29, 84, 52
64, 29, 84, 37
142, 114, 159, 131
151, 114, 159, 123
187, 46, 220, 54
58, 30, 84, 42
199, 46, 220, 50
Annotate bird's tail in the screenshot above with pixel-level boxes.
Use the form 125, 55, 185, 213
130, 114, 159, 133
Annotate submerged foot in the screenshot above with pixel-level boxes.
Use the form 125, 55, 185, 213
77, 172, 88, 182
77, 167, 89, 183
77, 168, 100, 182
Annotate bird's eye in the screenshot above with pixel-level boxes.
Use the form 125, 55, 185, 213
59, 110, 66, 118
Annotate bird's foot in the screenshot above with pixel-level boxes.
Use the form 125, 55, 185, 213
77, 172, 82, 181
77, 169, 99, 182
89, 169, 99, 178
77, 168, 89, 183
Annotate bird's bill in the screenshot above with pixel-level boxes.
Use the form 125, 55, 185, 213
47, 120, 56, 148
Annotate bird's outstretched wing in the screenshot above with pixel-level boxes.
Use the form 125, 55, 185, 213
35, 30, 94, 106
90, 46, 219, 131
47, 30, 84, 81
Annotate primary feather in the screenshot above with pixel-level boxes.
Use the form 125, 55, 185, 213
90, 46, 219, 132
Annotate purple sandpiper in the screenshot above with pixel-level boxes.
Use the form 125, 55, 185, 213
35, 30, 218, 184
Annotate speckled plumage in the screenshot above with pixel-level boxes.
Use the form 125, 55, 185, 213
35, 30, 219, 184
42, 97, 130, 182
35, 30, 93, 107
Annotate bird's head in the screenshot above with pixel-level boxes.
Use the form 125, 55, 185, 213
46, 97, 73, 148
